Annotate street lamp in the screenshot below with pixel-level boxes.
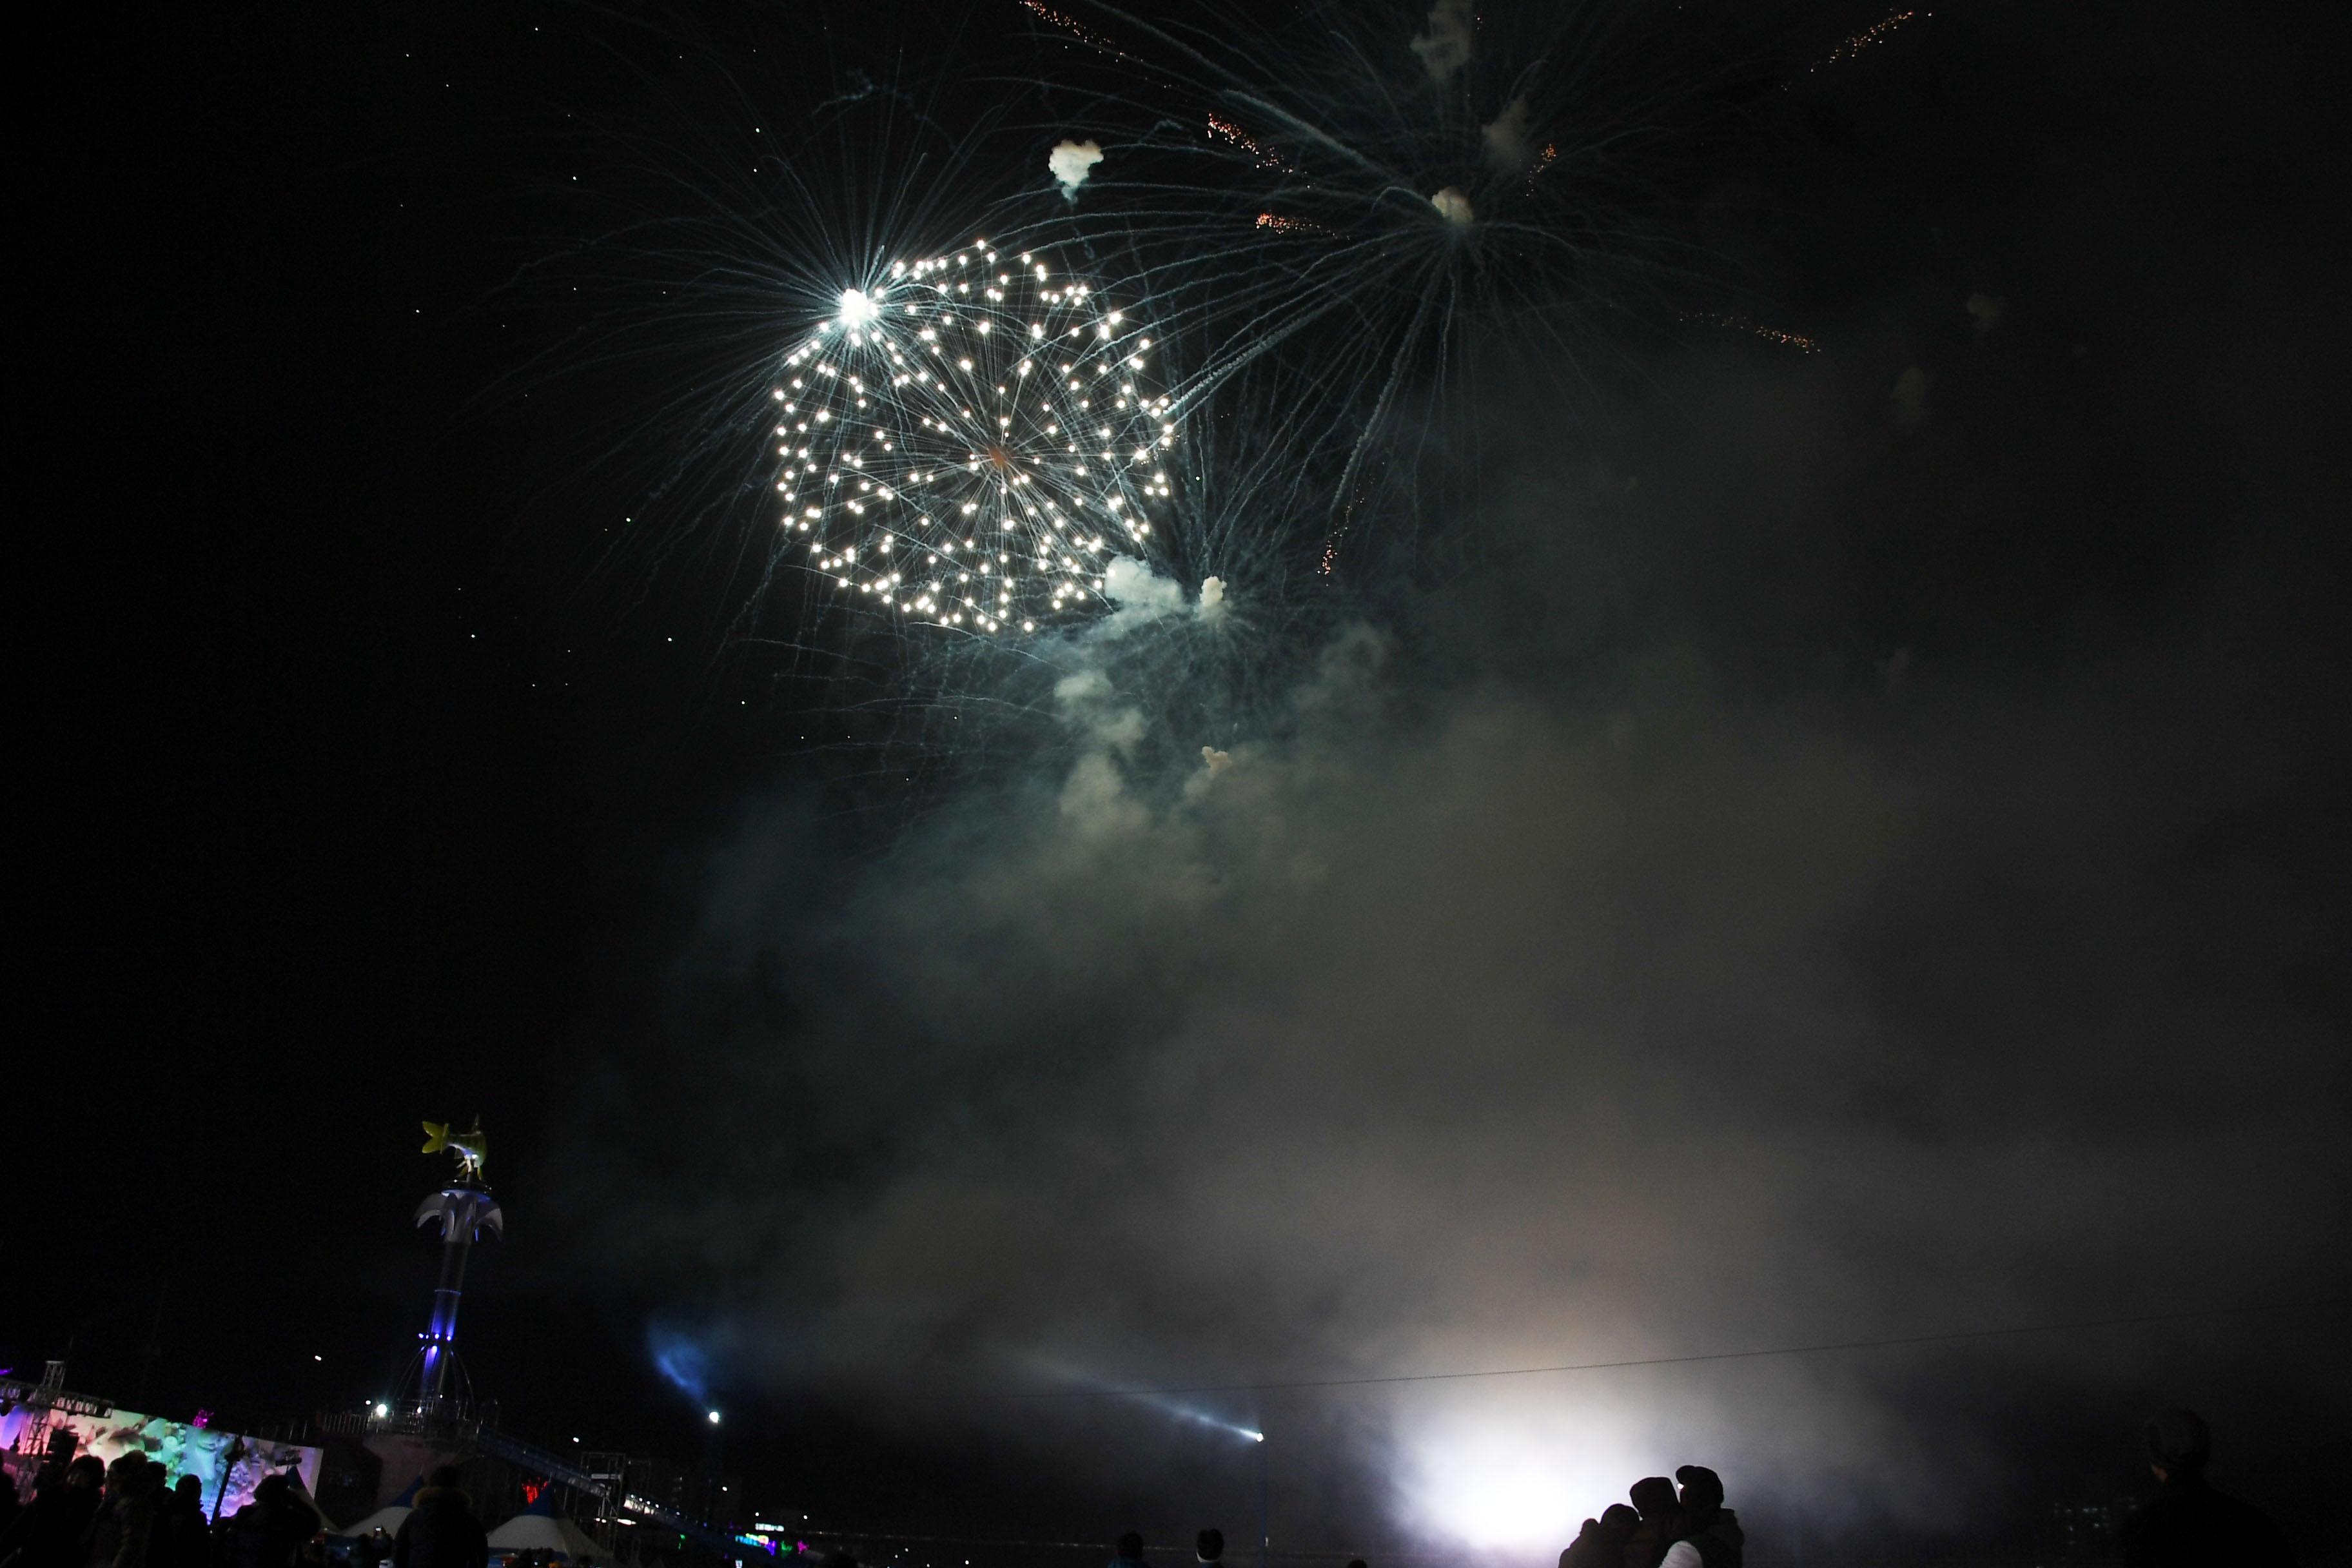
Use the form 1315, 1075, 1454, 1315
1256, 1430, 1269, 1568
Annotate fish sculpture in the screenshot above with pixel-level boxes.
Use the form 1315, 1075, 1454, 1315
421, 1117, 489, 1181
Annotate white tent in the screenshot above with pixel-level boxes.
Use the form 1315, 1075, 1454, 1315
336, 1505, 411, 1541
257, 1469, 333, 1533
332, 1477, 422, 1539
486, 1508, 602, 1563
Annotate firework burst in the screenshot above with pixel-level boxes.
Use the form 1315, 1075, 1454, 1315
524, 1, 1904, 809
994, 0, 1787, 576
770, 239, 1181, 636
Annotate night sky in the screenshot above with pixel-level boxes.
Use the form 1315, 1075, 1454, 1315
17, 1, 2351, 1562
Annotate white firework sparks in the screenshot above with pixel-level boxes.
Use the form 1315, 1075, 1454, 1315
769, 239, 1179, 636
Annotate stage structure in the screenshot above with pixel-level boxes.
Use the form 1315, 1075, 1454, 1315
312, 1124, 761, 1558
404, 1117, 502, 1422
0, 1367, 320, 1518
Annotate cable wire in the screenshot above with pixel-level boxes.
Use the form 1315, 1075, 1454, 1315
981, 1295, 2347, 1400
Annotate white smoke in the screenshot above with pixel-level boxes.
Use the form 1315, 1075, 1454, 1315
1044, 560, 1237, 830
1410, 0, 1475, 83
1483, 96, 1532, 169
1099, 556, 1226, 638
1048, 138, 1104, 203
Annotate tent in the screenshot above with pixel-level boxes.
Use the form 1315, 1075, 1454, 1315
486, 1496, 601, 1564
335, 1476, 422, 1539
245, 1466, 334, 1533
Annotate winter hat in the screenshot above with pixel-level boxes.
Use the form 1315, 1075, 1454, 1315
1629, 1478, 1678, 1519
1675, 1466, 1725, 1509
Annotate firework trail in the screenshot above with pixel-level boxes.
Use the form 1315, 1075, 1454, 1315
1679, 311, 1821, 353
990, 0, 1769, 578
1794, 9, 1930, 79
1018, 0, 1122, 55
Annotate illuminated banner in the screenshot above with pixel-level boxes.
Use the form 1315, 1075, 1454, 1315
0, 1404, 322, 1519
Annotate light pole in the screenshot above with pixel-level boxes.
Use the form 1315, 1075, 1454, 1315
705, 1409, 723, 1527
1255, 1431, 1268, 1568
412, 1185, 502, 1418
411, 1119, 501, 1423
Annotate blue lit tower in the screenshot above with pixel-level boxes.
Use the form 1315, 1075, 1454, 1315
407, 1118, 502, 1420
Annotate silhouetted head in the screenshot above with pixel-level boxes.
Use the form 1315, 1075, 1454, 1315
67, 1456, 106, 1489
428, 1465, 464, 1491
1196, 1530, 1224, 1563
1629, 1477, 1678, 1522
1674, 1466, 1725, 1512
1117, 1533, 1146, 1563
2145, 1407, 2211, 1479
176, 1476, 202, 1504
1600, 1505, 1639, 1535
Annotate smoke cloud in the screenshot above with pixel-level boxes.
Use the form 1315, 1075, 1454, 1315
579, 485, 2347, 1546
570, 18, 2351, 1538
1482, 97, 1532, 170
1410, 0, 1475, 84
1050, 137, 1105, 203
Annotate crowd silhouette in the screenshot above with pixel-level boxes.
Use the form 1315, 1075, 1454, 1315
0, 1408, 2300, 1568
1558, 1464, 1740, 1568
1093, 1409, 2297, 1568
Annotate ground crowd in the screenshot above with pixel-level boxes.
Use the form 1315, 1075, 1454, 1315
1555, 1464, 1740, 1568
0, 1456, 315, 1568
0, 1461, 490, 1568
1093, 1408, 2295, 1568
1534, 1409, 2297, 1568
0, 1408, 2299, 1568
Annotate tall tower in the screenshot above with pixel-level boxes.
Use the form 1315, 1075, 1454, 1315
407, 1118, 502, 1421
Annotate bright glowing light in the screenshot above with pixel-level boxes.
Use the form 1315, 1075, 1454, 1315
772, 242, 1177, 635
707, 1410, 722, 1425
1400, 1398, 1660, 1551
1416, 1449, 1580, 1549
372, 1403, 389, 1418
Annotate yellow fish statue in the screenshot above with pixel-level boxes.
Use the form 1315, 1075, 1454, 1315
421, 1117, 489, 1181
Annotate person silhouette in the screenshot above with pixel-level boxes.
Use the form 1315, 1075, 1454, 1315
1559, 1504, 1637, 1568
1656, 1466, 1741, 1568
2119, 1408, 2294, 1566
1624, 1478, 1678, 1568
